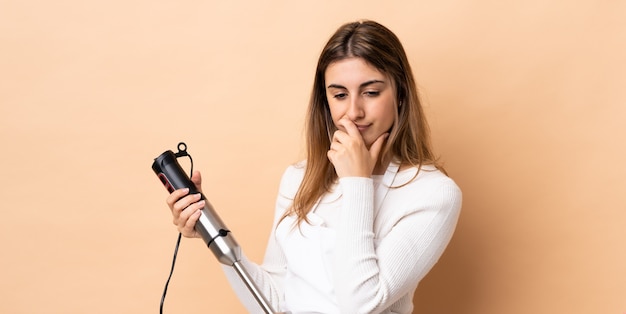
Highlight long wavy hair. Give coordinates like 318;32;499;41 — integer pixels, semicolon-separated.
283;20;444;226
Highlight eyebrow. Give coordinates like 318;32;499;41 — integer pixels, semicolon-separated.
327;79;386;90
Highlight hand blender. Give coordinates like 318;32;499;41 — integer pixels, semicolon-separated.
152;142;279;314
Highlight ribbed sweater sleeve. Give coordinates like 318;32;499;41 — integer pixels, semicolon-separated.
220;168;296;313
333;175;462;314
220;222;287;313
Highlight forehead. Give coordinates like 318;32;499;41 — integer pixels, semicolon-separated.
325;57;387;83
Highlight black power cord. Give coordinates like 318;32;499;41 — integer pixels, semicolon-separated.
160;232;182;314
159;145;193;314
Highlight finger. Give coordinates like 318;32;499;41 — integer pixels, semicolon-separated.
177;199;204;226
329;140;342;152
175;193;202;211
172;193;202;221
327;149;335;164
331;129;352;147
180;202;203;237
369;132;389;161
337;117;363;140
190;170;202;192
166;188;189;209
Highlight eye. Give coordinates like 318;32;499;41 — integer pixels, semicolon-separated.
333;93;348;100
364;90;380;97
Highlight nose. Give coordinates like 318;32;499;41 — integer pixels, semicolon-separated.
345;97;364;121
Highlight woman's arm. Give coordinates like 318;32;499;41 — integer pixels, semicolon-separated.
333;175;462;313
220;166;299;313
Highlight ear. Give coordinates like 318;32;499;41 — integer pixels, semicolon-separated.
397;99;405;113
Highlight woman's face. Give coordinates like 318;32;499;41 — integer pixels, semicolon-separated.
325;57;397;148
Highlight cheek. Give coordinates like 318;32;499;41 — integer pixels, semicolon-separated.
383;107;396;128
375;101;397;130
327;102;344;123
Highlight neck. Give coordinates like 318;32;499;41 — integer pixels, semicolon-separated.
373;154;392;175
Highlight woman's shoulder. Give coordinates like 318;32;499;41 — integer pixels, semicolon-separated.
396;164;461;197
277;160;307;199
386;164;462;217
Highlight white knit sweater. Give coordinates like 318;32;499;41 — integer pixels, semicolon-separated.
222;161;462;314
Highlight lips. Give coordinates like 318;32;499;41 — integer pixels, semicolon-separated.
355;124;371;132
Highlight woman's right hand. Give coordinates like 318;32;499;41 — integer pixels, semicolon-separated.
165;170;204;238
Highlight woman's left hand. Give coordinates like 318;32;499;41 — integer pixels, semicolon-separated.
327;117;388;178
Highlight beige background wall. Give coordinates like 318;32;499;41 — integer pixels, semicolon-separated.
1;1;624;313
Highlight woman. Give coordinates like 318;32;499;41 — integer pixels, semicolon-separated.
167;20;462;314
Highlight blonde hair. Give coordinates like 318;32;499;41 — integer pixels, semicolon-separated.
283;20;444;226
